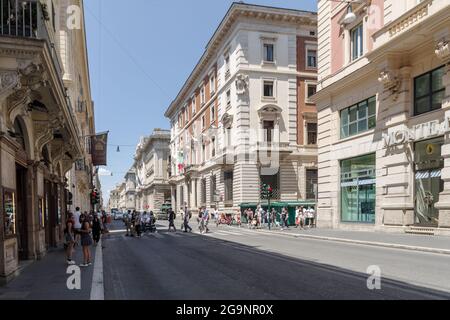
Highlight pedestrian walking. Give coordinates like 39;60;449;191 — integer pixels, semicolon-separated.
64;212;76;265
168;209;177;232
202;207;210;234
92;214;102;245
79;214;93;267
266;209;272;230
271;208;278;228
247;208;254;229
180;207;186;230
281;207;289;230
135;211;142;237
183;209;192;233
295;206;302;229
101;210;109;234
124;210;132;236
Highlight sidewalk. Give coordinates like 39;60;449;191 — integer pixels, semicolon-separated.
225;224;450;255
0;240;102;300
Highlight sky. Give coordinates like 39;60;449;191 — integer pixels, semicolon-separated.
84;0;317;205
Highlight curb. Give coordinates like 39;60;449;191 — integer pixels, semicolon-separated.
90;238;105;300
228;227;450;256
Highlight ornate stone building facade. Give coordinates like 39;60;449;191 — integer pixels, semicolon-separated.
0;0;96;282
165;3;318;215
314;0;450;235
134;129;171;213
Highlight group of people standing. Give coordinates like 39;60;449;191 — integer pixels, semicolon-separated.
64;208;109;267
295;206;316;229
243;206;316;231
243;206;290;231
124;210;156;237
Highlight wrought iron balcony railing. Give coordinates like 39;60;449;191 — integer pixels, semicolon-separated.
1;0;63;77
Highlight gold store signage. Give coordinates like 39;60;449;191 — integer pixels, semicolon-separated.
383;116;450;147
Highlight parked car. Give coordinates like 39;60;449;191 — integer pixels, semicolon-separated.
114;212;124;220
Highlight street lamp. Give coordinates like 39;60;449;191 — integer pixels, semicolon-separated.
342;5;357;25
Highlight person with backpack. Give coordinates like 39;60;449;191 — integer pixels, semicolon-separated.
168;209;177;232
65;212;76;265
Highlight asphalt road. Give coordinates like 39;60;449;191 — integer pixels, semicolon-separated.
102;220;450;300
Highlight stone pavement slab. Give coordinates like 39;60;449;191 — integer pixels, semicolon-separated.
0;243;98;300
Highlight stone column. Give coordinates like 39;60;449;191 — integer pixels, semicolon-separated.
378;62;415;227
170;185;176;211
435;36;450;228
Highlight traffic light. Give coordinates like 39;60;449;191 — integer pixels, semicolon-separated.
260;184;273;200
91;189;100;205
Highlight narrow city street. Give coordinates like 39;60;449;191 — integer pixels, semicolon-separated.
102;220;450;300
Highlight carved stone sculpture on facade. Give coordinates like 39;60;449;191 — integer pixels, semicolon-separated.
235;73;249;96
378;69;401;102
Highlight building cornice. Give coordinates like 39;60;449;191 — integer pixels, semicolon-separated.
164;3;317;118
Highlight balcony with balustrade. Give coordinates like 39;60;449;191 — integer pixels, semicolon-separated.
0;0;84;161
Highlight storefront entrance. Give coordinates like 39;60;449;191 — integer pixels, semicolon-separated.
414;137;444;227
16;164;29;260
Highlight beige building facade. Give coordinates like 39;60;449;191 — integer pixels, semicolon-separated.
0;0;96;282
315;0;450;235
165;3;318;216
134;129;171;213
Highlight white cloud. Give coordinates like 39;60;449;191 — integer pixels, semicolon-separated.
98;168;112;176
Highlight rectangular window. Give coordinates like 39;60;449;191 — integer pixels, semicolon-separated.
210;175;217;203
226;90;231;108
351;24;363;61
307;49;317;68
202;115;206;130
414;66;445;116
341;154;376;224
224;171;233;202
210;74;216;94
307;84;317;101
210;105;216;124
263;43;274;62
211;137;216;157
340;96;376;139
263;121;274;143
225;55;230;78
200;87;206;105
202;144;206;163
306;169;318;200
263;81;274;98
307;123;317;145
192;98;196;115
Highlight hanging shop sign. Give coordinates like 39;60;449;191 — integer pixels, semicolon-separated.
91;132;109;166
383;116;450;147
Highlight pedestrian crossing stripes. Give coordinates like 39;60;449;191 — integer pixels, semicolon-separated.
113;227;265;240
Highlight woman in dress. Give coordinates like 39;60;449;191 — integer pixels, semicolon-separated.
79;214;93;267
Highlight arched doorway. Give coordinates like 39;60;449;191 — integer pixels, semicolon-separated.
13;118;30;260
